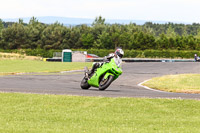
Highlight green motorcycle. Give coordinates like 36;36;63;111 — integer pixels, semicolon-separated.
80;57;123;90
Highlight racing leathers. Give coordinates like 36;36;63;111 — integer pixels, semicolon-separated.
89;53;115;75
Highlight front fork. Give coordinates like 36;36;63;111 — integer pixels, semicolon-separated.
84;67;89;80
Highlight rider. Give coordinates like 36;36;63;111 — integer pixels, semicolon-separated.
194;54;200;62
89;48;124;75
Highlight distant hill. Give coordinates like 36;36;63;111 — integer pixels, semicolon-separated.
2;16;190;26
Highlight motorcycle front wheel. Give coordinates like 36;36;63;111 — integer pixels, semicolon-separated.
99;75;114;91
80;77;91;90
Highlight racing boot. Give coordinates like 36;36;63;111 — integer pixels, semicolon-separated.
88;63;99;76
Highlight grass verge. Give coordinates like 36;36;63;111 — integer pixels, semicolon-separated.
0;60;92;75
0;52;42;60
143;74;200;93
0;93;200;132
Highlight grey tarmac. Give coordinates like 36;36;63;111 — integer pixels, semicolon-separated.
0;62;200;99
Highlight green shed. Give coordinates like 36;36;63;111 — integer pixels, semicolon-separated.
62;49;72;62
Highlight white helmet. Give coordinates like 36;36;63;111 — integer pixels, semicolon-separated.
115;48;124;58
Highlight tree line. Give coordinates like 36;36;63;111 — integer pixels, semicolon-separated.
1;16;200;50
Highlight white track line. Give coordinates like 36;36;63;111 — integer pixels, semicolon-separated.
138;79;167;93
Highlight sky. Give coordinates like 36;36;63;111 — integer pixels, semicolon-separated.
1;0;200;23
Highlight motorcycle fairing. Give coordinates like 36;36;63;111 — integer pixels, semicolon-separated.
88;58;122;87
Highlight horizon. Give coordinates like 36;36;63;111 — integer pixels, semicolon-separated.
1;16;196;25
1;0;200;24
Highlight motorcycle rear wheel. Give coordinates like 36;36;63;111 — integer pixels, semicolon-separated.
99;75;114;91
80;77;91;89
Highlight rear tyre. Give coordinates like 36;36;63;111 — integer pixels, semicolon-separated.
80;77;91;90
99;75;114;91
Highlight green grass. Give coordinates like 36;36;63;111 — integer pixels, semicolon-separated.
0;93;200;133
0;60;92;75
143;74;200;93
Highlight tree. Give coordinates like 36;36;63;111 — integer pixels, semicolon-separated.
119;32;131;49
156;33;169;49
0;19;3;32
18;19;24;24
27;17;46;49
81;33;94;49
94;30;113;49
41;22;68;50
92;16;105;26
0;19;4;48
195;28;200;39
109;24;121;49
68;26;81;49
1;22;28;49
166;25;176;38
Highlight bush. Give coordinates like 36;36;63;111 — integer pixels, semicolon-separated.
85;49;198;59
0;49;198;59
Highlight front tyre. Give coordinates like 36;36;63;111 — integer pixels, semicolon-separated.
99;75;114;91
80;77;91;90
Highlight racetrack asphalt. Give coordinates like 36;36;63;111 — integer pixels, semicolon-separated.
0;62;200;99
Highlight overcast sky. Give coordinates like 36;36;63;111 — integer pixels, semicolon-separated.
1;0;200;23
